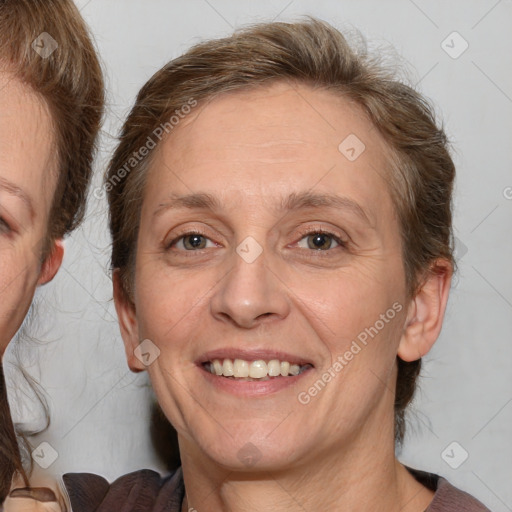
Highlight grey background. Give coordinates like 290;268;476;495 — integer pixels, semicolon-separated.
5;1;512;510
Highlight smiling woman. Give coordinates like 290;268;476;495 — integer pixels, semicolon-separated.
0;0;103;510
63;17;489;512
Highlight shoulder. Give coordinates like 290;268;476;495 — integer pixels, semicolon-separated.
62;467;184;512
406;466;492;512
430;476;492;512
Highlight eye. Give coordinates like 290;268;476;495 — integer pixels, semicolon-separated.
168;231;216;251
0;217;11;234
296;230;346;251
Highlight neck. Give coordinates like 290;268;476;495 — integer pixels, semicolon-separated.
179;418;434;512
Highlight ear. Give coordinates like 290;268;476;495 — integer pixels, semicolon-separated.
398;259;453;362
37;239;64;285
113;269;145;373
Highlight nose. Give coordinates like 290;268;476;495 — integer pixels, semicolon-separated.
209;247;290;329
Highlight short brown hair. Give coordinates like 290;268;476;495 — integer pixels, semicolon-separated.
0;0;104;500
106;18;455;445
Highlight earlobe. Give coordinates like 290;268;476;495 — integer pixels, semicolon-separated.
113;270;145;373
398;260;453;362
38;239;64;285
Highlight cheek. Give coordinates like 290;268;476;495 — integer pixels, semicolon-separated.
0;250;39;351
134;261;209;344
290;266;403;341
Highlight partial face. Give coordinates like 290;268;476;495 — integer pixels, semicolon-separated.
122;82;412;469
0;72;59;355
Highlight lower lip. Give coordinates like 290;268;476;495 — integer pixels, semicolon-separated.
198;364;313;397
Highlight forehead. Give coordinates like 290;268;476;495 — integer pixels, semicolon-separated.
145;81;396;226
0;71;57;214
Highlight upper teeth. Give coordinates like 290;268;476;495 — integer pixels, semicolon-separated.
207;359;305;378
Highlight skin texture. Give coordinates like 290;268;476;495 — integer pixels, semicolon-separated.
115;82;452;511
3;486;63;512
0;71;64;511
0;72;63;356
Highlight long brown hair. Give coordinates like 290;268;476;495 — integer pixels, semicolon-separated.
0;365;27;499
106;18;455;445
0;0;104;501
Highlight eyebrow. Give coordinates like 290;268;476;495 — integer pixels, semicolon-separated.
154;191;373;226
0;176;34;217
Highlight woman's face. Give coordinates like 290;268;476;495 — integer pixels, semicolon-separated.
118;82;431;469
0;72;61;355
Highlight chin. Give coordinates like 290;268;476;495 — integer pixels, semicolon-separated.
191;422;305;472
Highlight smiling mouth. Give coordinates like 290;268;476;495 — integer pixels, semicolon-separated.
202;358;314;381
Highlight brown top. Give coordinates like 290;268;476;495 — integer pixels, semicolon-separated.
62;466;491;511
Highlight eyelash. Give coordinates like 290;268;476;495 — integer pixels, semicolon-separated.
166;227;348;255
0;217;11;234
